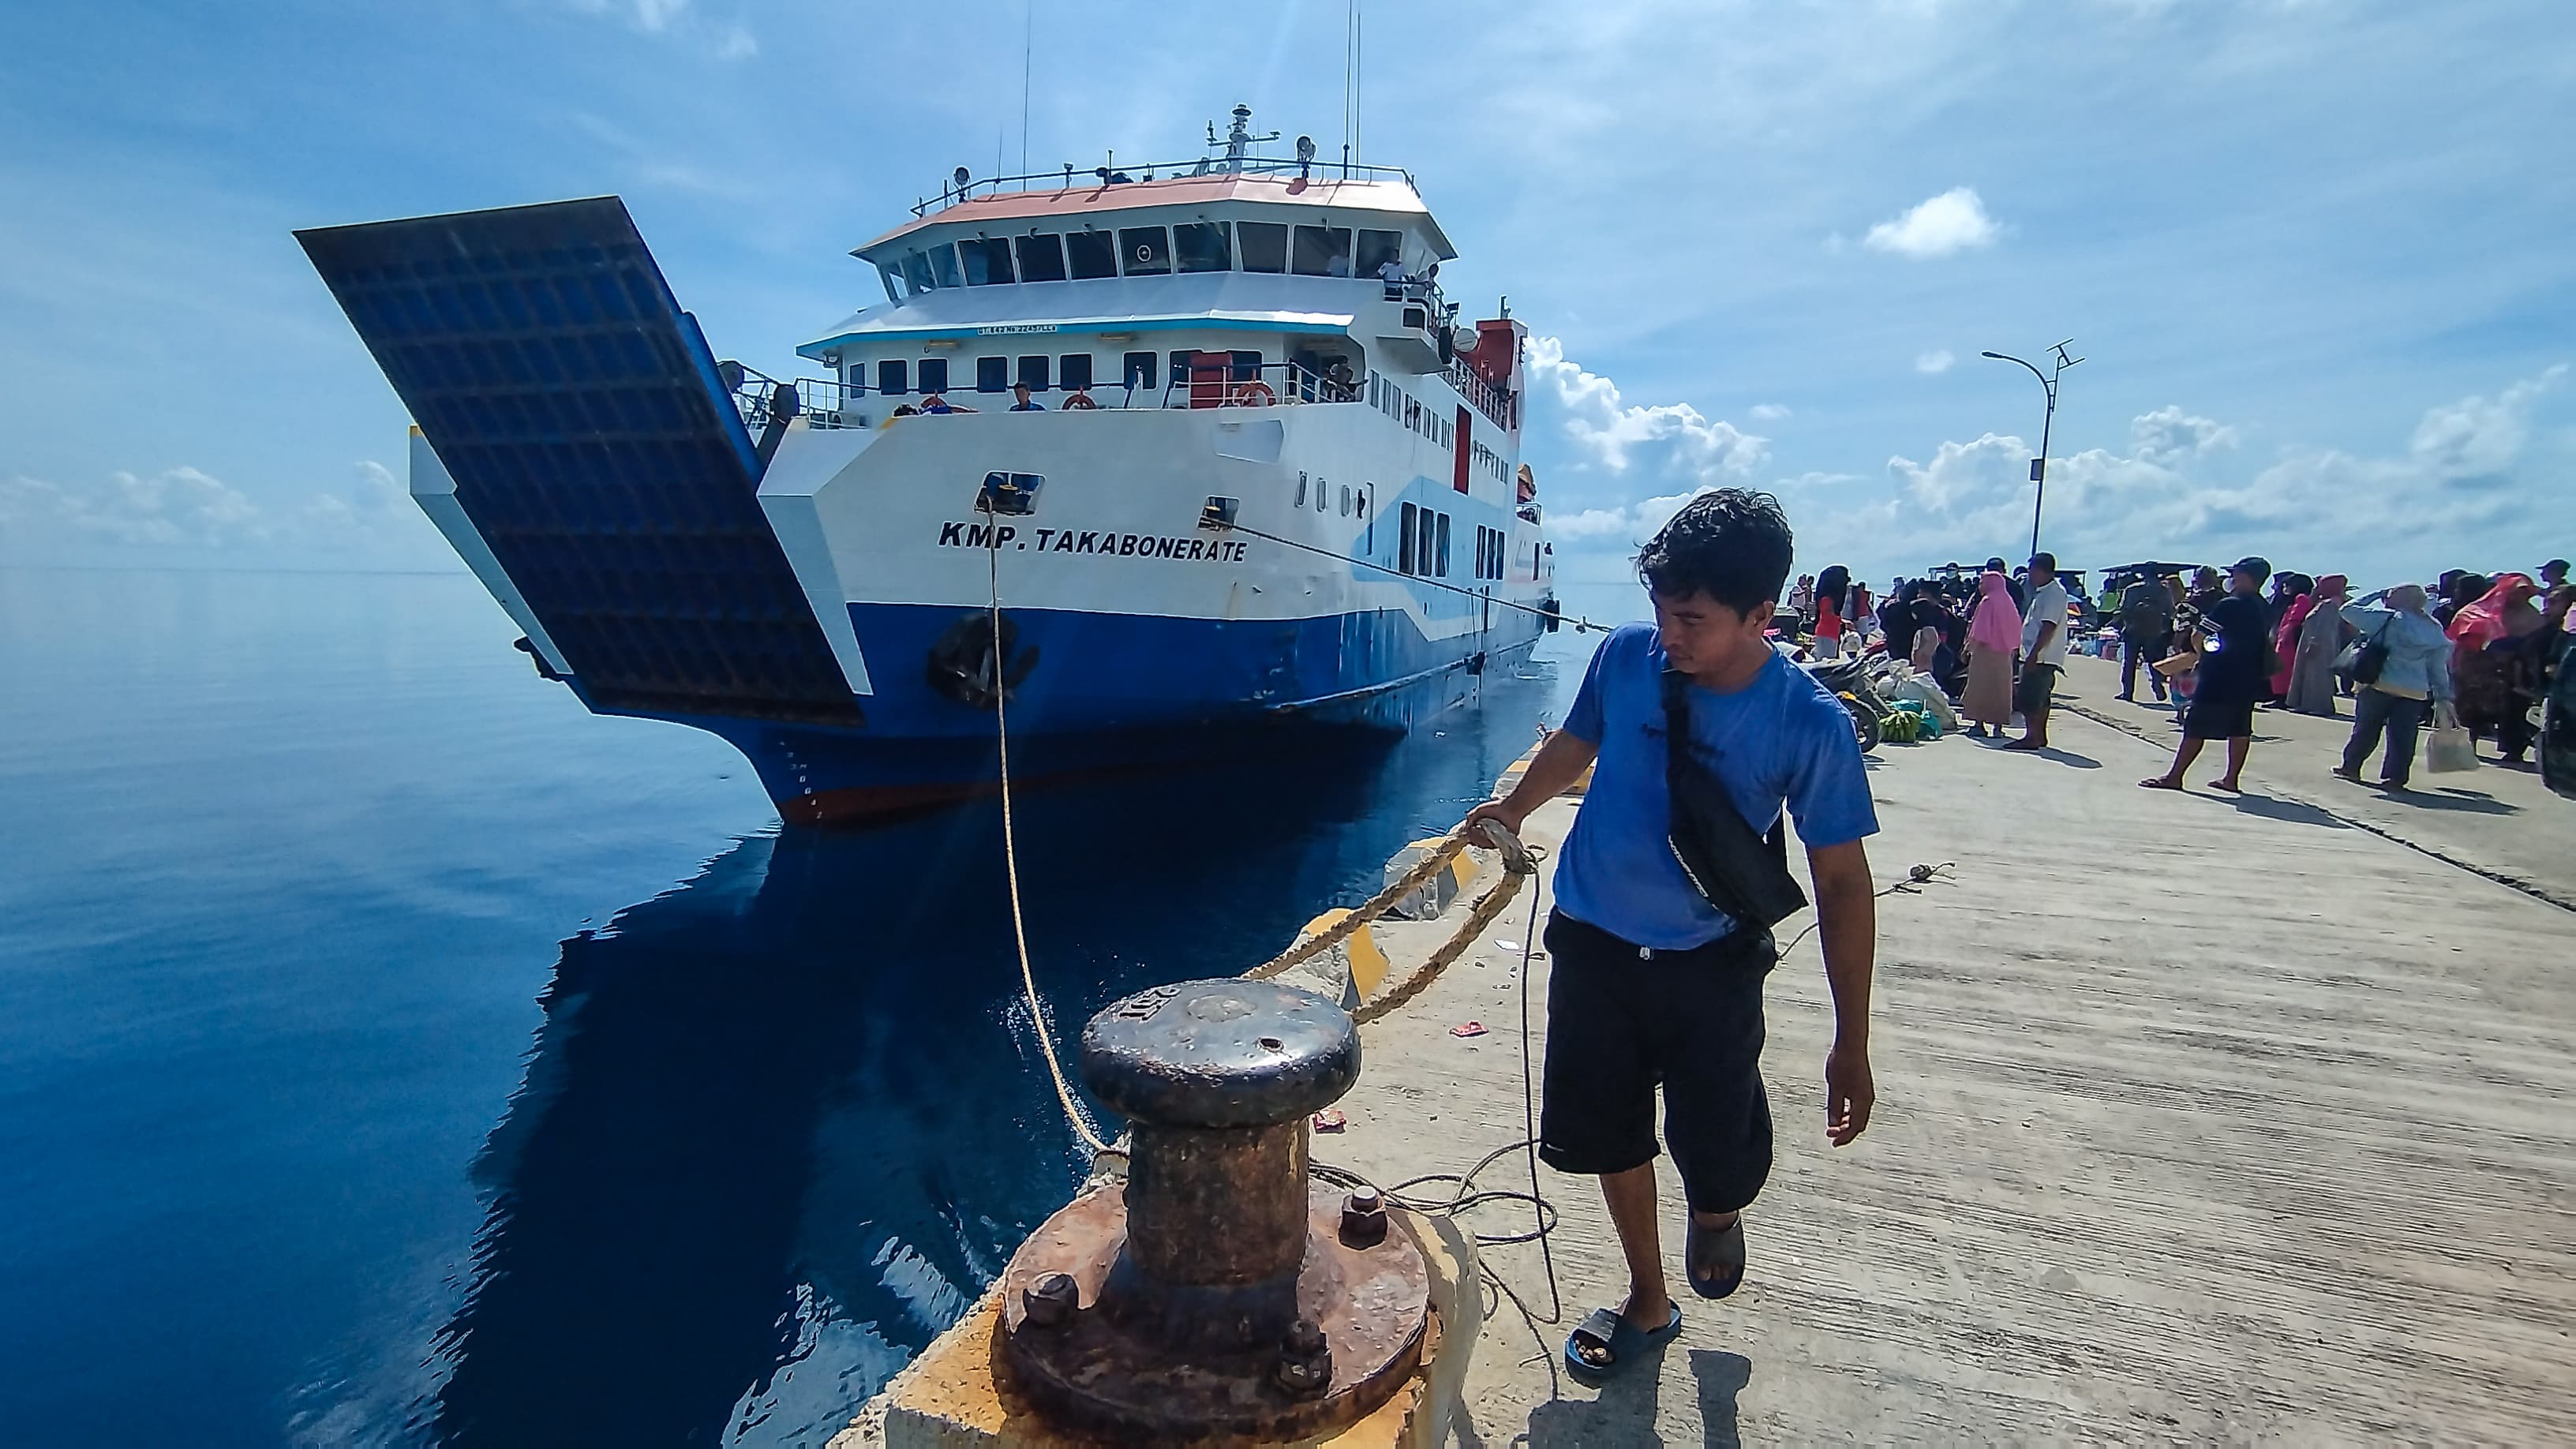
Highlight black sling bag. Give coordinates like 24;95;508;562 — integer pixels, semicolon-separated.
1661;668;1810;933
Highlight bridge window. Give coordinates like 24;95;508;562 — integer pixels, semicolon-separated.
901;251;934;294
1237;221;1288;273
929;244;964;290
1016;234;1067;283
1356;229;1402;277
1067;230;1118;280
1435;512;1451;576
878;359;908;395
1174;221;1232;273
1059;352;1092;391
878;264;903;303
1230;349;1263;381
1122;351;1157;391
960;237;1016;286
919;357;950;394
1120;227;1172;275
1291;226;1353;277
977;356;1009;393
1398;502;1417;574
1017;355;1049;391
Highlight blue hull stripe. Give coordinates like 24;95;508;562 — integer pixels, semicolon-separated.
575;602;1541;815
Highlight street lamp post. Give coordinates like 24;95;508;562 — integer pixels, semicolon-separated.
1980;341;2083;560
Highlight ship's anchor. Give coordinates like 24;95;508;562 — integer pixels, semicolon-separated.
927;611;1039;707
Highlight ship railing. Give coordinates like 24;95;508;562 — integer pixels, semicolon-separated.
1445;359;1516;432
725;364;864;432
1155;360;1356;410
724;359;1379;428
910;154;1418;219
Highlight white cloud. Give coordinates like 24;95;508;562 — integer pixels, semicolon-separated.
0;460;451;567
1525;335;1766;480
2409;364;2563;481
1863;187;2001;258
1915;349;1956;374
570;0;691;32
713;23;758;59
1521;336;1772;549
1749;402;1793;421
2128;405;2239;466
1823;365;2570;584
0;465;264;549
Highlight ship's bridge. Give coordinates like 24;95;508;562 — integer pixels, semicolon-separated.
795;110;1502;416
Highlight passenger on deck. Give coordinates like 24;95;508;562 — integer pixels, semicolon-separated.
1325;359;1356;401
919;393;975;414
1009;382;1046;412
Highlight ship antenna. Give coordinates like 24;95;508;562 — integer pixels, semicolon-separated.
1019;0;1032;178
1350;0;1370;170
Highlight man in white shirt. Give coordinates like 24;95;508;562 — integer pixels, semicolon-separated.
2009;551;2071;751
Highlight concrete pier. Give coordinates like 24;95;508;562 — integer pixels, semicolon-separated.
849;664;2574;1443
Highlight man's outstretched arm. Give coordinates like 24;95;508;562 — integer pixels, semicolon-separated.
1807;837;1877;1146
1463;728;1598;840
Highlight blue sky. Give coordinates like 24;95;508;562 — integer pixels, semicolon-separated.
2;0;2569;590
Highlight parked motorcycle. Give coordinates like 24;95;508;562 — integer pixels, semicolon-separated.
1804;653;1893;753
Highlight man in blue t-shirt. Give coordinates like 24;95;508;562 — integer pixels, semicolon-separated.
1466;489;1880;1380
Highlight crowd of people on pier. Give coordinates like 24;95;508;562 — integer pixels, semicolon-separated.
1782;552;2574;796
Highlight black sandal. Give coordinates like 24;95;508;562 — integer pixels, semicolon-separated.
1564;1302;1682;1382
1687;1215;1747;1299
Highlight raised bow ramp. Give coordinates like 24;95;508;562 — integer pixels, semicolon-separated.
296;197;865;726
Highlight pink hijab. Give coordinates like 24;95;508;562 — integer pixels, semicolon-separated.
1968;571;2021;652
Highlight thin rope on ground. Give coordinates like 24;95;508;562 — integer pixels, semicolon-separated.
1774;861;1956;956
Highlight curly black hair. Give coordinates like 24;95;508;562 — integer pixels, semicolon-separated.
1635;489;1795;616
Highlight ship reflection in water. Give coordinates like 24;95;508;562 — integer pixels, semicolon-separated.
422;668;1548;1445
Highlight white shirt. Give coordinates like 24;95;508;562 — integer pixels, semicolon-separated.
2023;578;2071;665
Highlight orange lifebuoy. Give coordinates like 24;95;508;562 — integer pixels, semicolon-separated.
1061;391;1098;410
1229;380;1275;407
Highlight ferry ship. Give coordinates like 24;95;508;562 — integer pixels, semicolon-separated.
298;108;1556;822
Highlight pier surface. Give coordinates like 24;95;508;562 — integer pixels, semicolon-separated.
1324;676;2574;1443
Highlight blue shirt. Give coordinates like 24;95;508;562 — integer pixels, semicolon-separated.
1556;624;1879;949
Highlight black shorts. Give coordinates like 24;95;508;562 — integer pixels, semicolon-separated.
1537;911;1776;1214
2015;661;2061;713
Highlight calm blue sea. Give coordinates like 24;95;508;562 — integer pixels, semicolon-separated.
0;567;1642;1447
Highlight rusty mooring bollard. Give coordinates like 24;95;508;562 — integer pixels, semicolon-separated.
995;979;1432;1441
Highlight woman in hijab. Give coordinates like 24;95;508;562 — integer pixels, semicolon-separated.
1812;564;1851;660
2267;573;2316;703
1961;569;2021;737
2285;574;2349;716
2334;583;2453;788
2450;573;2548;762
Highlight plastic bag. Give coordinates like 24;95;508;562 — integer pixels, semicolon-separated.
2427;707;2480;774
1890;675;1960;732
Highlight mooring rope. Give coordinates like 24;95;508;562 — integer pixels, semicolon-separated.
986;525;1112;1155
